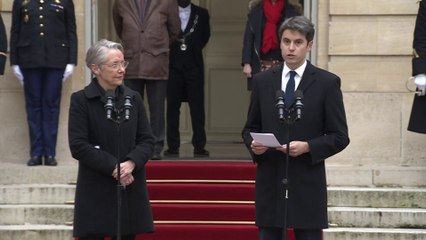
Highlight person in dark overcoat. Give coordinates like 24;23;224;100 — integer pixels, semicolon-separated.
241;0;302;90
164;0;211;158
408;0;426;133
0;14;6;75
242;16;349;240
68;39;154;240
10;0;77;166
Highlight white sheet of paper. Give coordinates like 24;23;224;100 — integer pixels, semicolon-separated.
250;132;282;148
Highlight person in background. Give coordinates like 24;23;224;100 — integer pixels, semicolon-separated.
69;39;154;240
408;0;426;134
113;0;181;160
164;0;211;158
242;0;302;91
0;14;6;75
10;0;77;166
242;16;349;240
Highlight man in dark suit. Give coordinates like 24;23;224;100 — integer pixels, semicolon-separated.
164;0;210;158
0;14;6;75
242;16;349;240
10;0;77;166
408;0;426;133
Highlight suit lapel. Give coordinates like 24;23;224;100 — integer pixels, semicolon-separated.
183;5;196;33
297;61;316;93
272;64;284;92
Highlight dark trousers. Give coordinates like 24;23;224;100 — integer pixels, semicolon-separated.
258;227;322;240
21;68;64;158
166;64;206;151
124;79;167;155
78;234;135;240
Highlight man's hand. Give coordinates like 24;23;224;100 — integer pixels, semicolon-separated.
251;140;268;155
276;141;310;157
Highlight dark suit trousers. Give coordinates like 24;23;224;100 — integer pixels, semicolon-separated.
22;68;64;158
258;227;322;240
124;79;167;155
78;234;135;240
166;64;206;151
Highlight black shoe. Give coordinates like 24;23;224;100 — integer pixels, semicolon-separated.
27;156;42;166
44;156;58;166
194;149;209;158
163;149;179;157
151;153;162;160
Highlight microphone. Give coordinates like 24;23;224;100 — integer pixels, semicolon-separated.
124;95;133;120
104;90;115;120
275;90;285;122
294;90;304;120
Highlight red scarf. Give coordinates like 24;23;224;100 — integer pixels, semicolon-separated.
262;0;285;54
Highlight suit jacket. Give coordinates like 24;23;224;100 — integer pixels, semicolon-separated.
242;62;349;229
10;0;77;68
408;0;426;133
113;0;181;80
241;0;299;89
0;14;7;75
69;80;155;236
170;4;210;73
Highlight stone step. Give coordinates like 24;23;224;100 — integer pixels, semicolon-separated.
1;204;425;229
1;163;425;187
324;228;426;240
0;226;425;240
0;205;73;225
327;186;426;208
328;207;426;228
1;184;425;209
0;184;75;204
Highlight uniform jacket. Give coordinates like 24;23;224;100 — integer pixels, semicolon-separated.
10;0;77;68
113;0;181;80
241;0;299;88
242;62;349;229
169;4;210;73
0;14;7;75
408;0;426;133
68;80;155;237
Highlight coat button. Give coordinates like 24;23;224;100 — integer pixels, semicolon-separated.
40;32;44;36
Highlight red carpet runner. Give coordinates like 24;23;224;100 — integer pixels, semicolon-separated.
78;160;296;240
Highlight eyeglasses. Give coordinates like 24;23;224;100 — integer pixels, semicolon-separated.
103;61;129;70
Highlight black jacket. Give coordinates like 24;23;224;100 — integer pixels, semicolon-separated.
0;14;7;74
10;0;77;68
69;80;154;237
408;0;426;133
169;3;210;73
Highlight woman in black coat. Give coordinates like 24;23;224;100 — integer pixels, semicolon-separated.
68;39;154;240
241;0;302;90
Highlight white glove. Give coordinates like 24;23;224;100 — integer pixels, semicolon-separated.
12;65;24;85
62;64;75;82
414;74;426;96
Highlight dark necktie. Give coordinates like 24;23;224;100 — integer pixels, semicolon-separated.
285;71;296;109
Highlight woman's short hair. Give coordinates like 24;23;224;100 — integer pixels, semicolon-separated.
85;39;124;69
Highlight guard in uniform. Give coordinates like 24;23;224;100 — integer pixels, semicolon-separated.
0;14;7;75
164;0;211;158
10;0;77;166
408;0;426;133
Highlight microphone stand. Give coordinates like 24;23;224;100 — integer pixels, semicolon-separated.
107;107;126;240
280;108;298;240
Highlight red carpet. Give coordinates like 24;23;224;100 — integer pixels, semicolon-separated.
77;160;296;240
